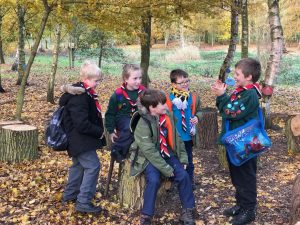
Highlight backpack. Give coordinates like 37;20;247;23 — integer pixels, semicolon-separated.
45;106;68;151
129;112;153;168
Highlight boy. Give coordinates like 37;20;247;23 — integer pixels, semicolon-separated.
130;89;196;225
167;69;202;188
59;60;106;214
211;58;262;225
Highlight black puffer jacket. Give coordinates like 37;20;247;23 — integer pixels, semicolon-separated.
59;82;106;157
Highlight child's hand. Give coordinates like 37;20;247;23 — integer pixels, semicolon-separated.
211;80;227;96
110;133;118;143
190;116;198;125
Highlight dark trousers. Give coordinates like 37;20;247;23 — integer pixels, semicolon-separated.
112;116;134;157
227;154;257;210
184;140;194;184
141;156;195;216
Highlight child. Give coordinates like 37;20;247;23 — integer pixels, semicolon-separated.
211;58;262;225
59;60;106;214
130;89;196;225
105;64;145;163
167;69;202;188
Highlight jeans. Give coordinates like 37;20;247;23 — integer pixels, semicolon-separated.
112;116;134;157
184;140;194;184
141;156;195;216
63;150;100;204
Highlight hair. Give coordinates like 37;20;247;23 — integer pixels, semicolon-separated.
235;58;261;83
140;89;166;111
122;64;141;81
80;60;101;79
170;69;189;83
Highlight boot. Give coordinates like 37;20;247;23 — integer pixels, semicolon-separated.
111;149;125;163
180;208;196;225
223;205;241;217
140;214;152;225
75;202;102;214
231;208;255;225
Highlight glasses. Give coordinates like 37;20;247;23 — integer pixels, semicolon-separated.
176;79;190;86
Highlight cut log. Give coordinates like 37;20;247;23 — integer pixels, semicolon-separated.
286;114;300;155
118;159;171;209
290;173;300;225
198;107;218;149
218;144;228;170
0;124;38;163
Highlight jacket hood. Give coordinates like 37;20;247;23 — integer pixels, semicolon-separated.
59;82;82;107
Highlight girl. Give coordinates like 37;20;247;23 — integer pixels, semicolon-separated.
105;64;145;162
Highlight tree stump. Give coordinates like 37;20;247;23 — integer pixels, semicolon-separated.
0;124;38;163
286;114;300;155
197;107;218;149
218;144;228;170
0;120;23;128
118;159;171;209
290;173;300;225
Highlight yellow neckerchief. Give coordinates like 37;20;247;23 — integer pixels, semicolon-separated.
171;86;190;102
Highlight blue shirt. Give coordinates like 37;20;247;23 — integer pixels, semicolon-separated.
169;93;193;141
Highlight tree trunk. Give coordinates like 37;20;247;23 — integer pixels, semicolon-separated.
0;124;38;163
98;34;104;68
218;0;239;81
140;9;151;88
241;0;249;58
262;0;284;129
16;2;26;85
15;1;51;120
290;173;300;225
47;23;61;104
164;29;169;48
0;9;5;64
0;70;5;93
197;108;218;149
286;114;300;155
179;16;185;48
118;159;171;209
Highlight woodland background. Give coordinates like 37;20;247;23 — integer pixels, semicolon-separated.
0;0;300;224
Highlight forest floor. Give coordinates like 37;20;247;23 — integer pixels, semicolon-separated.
0;55;300;225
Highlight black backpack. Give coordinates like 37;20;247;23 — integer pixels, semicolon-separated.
45;106;68;151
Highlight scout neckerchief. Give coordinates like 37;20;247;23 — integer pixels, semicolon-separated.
82;82;102;115
171;86;190;132
230;83;262;102
159;114;170;158
116;83;145;113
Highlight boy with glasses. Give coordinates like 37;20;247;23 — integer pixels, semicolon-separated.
166;69;202;189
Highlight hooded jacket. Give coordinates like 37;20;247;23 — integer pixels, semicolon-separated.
129;101;188;177
59;82;106;157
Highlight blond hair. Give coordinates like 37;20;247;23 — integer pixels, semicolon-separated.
80;60;101;79
122;64;141;81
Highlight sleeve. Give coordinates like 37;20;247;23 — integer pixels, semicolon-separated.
216;93;231;111
218;90;259;121
68;95;104;138
105;93;118;134
134;119;174;177
178;136;188;165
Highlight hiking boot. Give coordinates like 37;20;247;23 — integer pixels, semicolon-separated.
111;149;125;163
61;193;78;205
180;208;196;225
140;214;152;225
223;205;241;217
75;202;102;214
231;208;255;225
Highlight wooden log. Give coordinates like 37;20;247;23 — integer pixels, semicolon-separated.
286;114;300;155
118;159;171;209
290;173;300;225
0;124;38;163
198;107;218;149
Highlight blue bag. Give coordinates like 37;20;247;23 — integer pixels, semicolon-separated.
45;106;68;151
221;107;271;166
